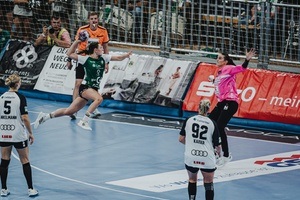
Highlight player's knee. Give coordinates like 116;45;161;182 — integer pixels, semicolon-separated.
94;97;103;105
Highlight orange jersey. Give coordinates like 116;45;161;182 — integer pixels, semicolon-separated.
75;25;109;52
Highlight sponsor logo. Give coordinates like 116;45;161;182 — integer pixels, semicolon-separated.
226;127;299;140
196;81;299;107
197;81;256;102
191;149;208;157
111;113;182;127
1;135;12;138
193;161;205;165
255;154;300;167
12;44;38;68
0;124;15;131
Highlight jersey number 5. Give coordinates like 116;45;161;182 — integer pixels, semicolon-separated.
192;123;207;140
3;101;11;114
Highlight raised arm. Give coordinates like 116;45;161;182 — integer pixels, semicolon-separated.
111;51;132;61
242;48;256;68
66;40;81;61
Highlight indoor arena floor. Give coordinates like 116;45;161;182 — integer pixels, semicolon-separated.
4;98;300;200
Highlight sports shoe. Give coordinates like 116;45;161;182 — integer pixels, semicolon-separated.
33;112;46;129
28;188;38;197
70;112;77;120
89;109;101;119
1;189;10;197
77;120;92;131
216;154;232;168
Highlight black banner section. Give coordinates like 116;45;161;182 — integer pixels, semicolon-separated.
0;40;52;89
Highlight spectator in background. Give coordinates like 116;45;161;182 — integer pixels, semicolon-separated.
0;27;11;51
250;0;282;52
132;0;142;43
34;15;71;48
179;99;221;200
0;0;14;33
12;0;33;41
49;0;71;30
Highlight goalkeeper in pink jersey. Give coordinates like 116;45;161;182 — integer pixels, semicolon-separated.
208;48;256;167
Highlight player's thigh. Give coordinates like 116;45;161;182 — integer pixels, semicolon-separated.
200;170;215;183
0;145;12;160
68;97;87;111
82;88;101;101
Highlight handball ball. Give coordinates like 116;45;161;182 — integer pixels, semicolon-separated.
79;30;89;42
208;75;214;82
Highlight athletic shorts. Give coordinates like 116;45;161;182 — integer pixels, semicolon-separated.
79;84;98;101
185;164;216;173
0;140;28;149
76;63;85;79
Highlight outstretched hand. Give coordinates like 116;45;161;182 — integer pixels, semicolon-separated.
246;48;256;61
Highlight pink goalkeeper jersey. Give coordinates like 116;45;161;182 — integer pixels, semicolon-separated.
214;64;246;102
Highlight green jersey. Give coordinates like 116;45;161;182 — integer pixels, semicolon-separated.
78;54;111;89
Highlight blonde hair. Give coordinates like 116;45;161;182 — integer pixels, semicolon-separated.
199;99;211;116
5;73;21;89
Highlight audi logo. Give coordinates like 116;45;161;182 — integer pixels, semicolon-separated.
0;124;15;131
191;149;208;157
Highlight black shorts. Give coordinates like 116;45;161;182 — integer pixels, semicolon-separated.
76;63;85;79
185;164;216;173
79;84;98;101
0;140;28;149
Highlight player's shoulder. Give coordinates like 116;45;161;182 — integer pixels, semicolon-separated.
97;25;107;31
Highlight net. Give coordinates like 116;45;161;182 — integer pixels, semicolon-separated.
0;0;300;66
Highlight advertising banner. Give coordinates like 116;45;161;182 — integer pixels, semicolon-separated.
183;63;300;125
102;55;196;107
34;46;75;95
0;40;52;89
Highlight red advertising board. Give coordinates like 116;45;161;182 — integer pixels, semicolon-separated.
183;63;300;125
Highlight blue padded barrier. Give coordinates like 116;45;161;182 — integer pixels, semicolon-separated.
183;111;300;135
1;87;299;135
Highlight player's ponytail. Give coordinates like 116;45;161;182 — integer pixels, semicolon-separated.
5;73;21;89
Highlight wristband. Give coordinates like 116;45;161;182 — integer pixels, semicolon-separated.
67;57;72;62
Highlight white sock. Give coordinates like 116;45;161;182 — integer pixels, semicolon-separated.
82;114;90;122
